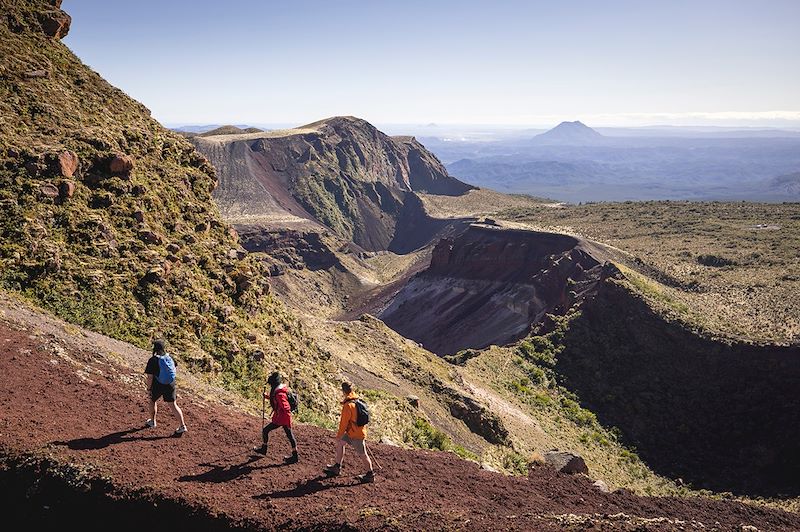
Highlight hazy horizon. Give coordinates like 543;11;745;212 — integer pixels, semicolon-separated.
163;119;800;132
63;0;800;129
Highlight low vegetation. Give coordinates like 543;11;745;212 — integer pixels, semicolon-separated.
500;201;800;344
0;2;339;417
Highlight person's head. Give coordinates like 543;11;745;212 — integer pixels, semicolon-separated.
267;371;282;388
341;381;353;396
153;338;166;355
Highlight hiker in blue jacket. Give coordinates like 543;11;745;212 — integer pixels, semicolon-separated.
144;338;187;435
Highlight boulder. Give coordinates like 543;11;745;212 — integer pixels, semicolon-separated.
24;70;49;79
132;210;145;223
166;243;181;254
138;230;163;245
592;479;610;493
39;183;59;198
58;180;75;199
38;9;71;39
544;451;588;474
56;150;78;177
406;395;420;408
108;153;134;177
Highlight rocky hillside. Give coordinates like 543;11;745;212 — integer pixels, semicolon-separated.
0;0;337;411
191;116;475;252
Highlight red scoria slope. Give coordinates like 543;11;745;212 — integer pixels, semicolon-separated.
1;297;798;531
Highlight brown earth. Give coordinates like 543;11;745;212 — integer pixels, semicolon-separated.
1;296;799;531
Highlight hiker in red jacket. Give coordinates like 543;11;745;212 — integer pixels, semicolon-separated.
254;371;299;464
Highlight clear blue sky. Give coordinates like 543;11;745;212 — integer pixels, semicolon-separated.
62;0;800;128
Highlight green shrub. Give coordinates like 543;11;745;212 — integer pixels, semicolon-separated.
501;450;530;475
406;418;450;450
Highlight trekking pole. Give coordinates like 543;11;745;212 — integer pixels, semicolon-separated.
367;443;383;470
261;384;266;431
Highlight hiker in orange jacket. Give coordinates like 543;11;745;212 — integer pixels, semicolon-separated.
323;381;374;482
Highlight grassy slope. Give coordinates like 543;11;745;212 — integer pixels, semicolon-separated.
499;201;800;345
0;0;338;414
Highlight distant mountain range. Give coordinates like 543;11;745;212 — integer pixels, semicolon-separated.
423;121;800;202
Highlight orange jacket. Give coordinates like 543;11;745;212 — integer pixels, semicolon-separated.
336;392;366;440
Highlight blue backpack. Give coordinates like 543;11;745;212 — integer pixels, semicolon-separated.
156;354;176;385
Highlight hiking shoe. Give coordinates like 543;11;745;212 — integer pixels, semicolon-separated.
174;425;187;435
253;444;268;455
358;470;375;484
284;451;299;464
145;419;156;428
323;463;341;476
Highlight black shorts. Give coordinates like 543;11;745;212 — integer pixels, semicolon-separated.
151;381;176;402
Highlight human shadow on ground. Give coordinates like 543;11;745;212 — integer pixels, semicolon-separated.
255;474;362;500
178;455;285;484
52;426;175;450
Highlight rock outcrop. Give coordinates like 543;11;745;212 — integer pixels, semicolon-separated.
544;451;589;474
38;8;71;39
191;116;475;252
380;224;609;355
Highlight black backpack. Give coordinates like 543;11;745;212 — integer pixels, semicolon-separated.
350;398;370;427
286;389;299;413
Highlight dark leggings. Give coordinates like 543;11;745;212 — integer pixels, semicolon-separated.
262;422;297;449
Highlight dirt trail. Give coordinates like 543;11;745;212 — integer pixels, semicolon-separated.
1;296;798;530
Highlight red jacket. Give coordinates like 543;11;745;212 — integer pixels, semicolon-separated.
269;385;292;427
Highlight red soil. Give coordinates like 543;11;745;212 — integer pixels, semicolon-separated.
1;301;798;531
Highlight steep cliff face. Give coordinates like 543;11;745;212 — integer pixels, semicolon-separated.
380;225;608;355
557;280;800;495
191;116;474;252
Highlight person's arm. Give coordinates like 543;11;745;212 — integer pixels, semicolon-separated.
335;402;351;438
144;356;156;393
